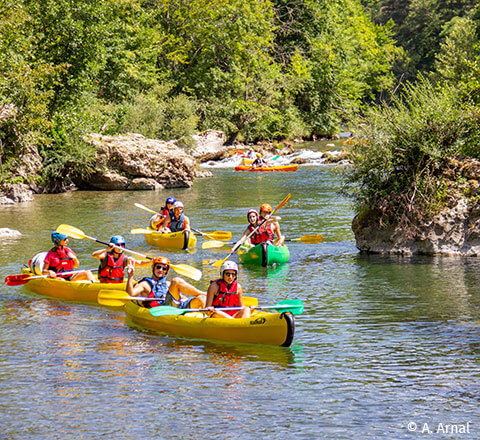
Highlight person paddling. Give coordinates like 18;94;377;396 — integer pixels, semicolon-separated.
150;196;176;231
43;231;96;281
206;261;251;319
126;256;206;309
91;235;149;284
259;203;284;246
252;153;267;168
159;201;191;233
238;206;283;247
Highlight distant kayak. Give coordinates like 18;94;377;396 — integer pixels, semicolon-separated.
234;164;298;172
144;228;197;250
238;243;290;267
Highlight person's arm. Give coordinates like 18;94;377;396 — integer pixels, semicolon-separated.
42;260;57;278
205;283;218;308
183;215;191;231
159;214;171;230
272;222;284;246
91;246;111;260
237;284;245;307
126;262;150;297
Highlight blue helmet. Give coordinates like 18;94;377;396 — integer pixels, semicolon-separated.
166;197;176;205
52;231;68;246
110;235;126;246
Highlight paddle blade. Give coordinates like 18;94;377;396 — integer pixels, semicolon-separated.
272;299;304;315
130;228;153;235
97;289;131;307
211;256;228;268
56;224;87;240
5;274;33;286
292;234;323;244
149;305;186;317
272;193;291;215
202;240;231;249
170;263;202;281
206;231;232;241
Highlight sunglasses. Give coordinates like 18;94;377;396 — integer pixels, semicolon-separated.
154;264;169;271
224;271;236;277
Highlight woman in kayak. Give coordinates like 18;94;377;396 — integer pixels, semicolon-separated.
91;235;150;283
206;260;251;319
259;203;284;246
159;200;191;233
238;207;283;247
126;256;206;309
150;196;176;231
43;231;96;281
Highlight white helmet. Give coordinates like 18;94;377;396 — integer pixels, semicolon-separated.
173;201;184;209
220;260;238;278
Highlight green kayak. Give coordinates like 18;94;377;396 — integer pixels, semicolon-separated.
238;243;290;267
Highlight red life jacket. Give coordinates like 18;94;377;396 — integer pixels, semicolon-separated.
98;252;125;283
248;223;274;245
211;279;240;316
45;246;75;273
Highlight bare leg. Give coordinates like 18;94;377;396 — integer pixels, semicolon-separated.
169;277;205;301
70;270;96;282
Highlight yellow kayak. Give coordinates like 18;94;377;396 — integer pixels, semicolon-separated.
20;269;126;307
125;300;295;347
144;228;197;250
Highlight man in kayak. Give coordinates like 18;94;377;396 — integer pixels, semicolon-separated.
91;235;150;283
159;200;191;233
126;256;206;309
150;196;176;231
238;206;284;247
43;231;96;281
252;153;267;168
206;260;251;319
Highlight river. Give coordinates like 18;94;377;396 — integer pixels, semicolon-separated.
0;160;479;439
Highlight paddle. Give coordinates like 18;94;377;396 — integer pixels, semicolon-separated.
211;194;291;267
191;228;232;241
97;290;258;308
202;234;323;249
149;299;304;317
134;203;231;241
5;269;98;286
55;224;202;281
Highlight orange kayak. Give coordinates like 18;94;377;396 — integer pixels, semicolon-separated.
234;164;298;172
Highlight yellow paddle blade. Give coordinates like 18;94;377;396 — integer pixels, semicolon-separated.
97;289;132;307
295;234;323;244
134;203;157;214
170;263;202;281
202;240;231;249
272;193;291;214
130;228;153;235
56;224;87;240
243;296;258;307
203;231;232;241
212;256;228;268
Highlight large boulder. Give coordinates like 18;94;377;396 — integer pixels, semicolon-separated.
80;133;211;190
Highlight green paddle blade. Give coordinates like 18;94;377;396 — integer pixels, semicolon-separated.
150;306;189;317
264;299;304;315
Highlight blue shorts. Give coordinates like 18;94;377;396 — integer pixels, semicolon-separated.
164;292;193;309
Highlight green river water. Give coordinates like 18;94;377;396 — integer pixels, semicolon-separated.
0;165;479;439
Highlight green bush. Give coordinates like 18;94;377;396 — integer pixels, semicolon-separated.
344;77;480;223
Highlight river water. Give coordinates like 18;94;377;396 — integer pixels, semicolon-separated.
0;160;479;439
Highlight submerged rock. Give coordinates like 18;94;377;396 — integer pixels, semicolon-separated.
0;228;22;238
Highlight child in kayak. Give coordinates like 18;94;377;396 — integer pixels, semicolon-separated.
159;201;191;233
91;235;150;283
150;196;176;231
238;206;283;247
206;260;251;319
126;256;206;309
43;231;96;281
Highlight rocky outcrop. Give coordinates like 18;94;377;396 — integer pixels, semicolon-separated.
78;133;213;190
352;157;480;256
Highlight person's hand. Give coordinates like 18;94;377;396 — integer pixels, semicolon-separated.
126;262;135;278
48;270;57;278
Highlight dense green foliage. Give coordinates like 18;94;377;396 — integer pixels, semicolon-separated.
0;0;400;186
